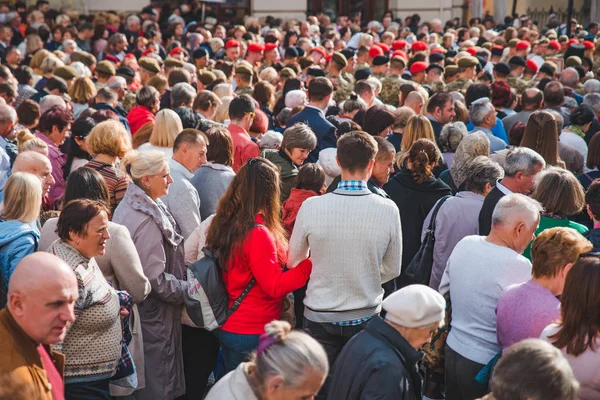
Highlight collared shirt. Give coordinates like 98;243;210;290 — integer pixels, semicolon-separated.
162;159;201;240
337;179;368;191
495;180;513;196
0;136;10;191
169;158;194;180
331;316;372;326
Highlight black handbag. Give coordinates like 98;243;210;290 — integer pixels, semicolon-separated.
399;195;451;289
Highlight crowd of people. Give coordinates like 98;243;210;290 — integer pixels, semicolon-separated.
0;0;600;399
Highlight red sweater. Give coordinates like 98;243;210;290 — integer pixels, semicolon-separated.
221;215;312;334
282;188;320;236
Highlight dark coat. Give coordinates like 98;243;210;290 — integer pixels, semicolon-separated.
478;185;505;236
426;116;443;148
94;102;131;134
585;119;600;145
327;316;423;400
585;228;600;252
384;168;451;272
287;106;336;163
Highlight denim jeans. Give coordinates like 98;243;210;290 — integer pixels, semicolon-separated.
214;329;260;380
65;378;110;400
303;318;368;400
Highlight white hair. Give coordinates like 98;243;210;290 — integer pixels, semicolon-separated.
584;79;600;95
583;93;600;115
61;39;77;51
127;15;141;27
259;131;283;150
469;98;495;126
39;95;66;114
492;193;543;229
285;90;307;108
70;61;91;78
107;76;127;90
0;104;17;124
503;147;546;177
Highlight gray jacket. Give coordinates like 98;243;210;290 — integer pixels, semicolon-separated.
190;162;235;221
161;159;201;240
113;183;189;400
422;191;485;291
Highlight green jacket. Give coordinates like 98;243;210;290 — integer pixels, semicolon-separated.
522;215;588;260
261;149;298;202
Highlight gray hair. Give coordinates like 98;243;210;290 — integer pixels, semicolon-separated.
504;147;546;177
96;87;118;104
439;121;468;153
126;14;141;27
40;55;64;74
285;90;307;108
250;320;328;390
0;104;17;124
450;91;465;104
559;68;579;87
563;96;578;111
491;339;579;400
491;193;543;229
281;123;317;152
259;131;283;150
108;33;127;46
136;85;160;109
469;98;495;126
584;79;600;95
583;93;600;115
61;39;77;51
546;109;565;130
182;63;197;78
464;155;504;194
170;82;196;107
107;76;127;90
39;95;66;114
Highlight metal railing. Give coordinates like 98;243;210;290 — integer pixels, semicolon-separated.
526;7;589;28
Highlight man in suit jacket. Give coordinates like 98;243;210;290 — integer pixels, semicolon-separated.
286;77;337;163
479;148;545;235
425;92;456;148
583;93;600;145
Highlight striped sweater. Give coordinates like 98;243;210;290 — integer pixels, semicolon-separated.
49;240;122;383
85;160;130;212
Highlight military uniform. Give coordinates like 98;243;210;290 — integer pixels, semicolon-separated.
122;91;136;114
429;80;446;94
341;71;356;86
258;62;275;73
235;85;254;97
444;78;472;94
575;83;586;96
593;58;600;74
355;61;370;72
329;73;354;104
371;72;386;82
506;76;530;94
380;74;408;107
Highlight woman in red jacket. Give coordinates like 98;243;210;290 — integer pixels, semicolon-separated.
127;85;159;135
206;157;312;377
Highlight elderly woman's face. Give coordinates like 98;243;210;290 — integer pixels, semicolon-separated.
142;165;173;199
71;211;110;259
403;323;440;350
265;368;326;400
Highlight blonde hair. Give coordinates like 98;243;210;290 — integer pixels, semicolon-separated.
121;150;168;183
147;75;168;94
214;96;233;123
40;55;64;75
30;49;51;71
393;106;416;130
531;227;592;278
358;33;374;48
150;109;183;147
213;83;234;99
400;115;436;152
16;129;48;154
69;77;97;104
0;172;42;223
87;120;132;157
248;320;328;391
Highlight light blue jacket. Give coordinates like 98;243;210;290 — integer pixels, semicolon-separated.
0;220;39;288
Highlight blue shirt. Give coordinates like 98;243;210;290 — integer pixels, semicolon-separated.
468;117;508;144
469;127;508;153
337;180;368;191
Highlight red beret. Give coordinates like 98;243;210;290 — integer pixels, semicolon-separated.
430;47;445;54
392;50;408;60
325;54;333;63
567;38;580;47
548;40;561;50
264;43;278;52
516;40;530;50
169;47;184;56
376;43;390;54
525;59;538;72
124;53;136;59
103;54;119;64
141;48;154;57
583;40;595;49
410;61;429;73
310;47;326;57
466;47;478;56
248;43;264;53
411;41;428;52
369;46;384;58
225;39;240;49
392;40;407;50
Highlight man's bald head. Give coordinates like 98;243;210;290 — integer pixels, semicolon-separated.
405;91;425;114
522;88;543;110
8;253;77;344
12;151;54;196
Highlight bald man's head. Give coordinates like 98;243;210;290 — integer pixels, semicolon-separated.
522;88;543;110
12;151;54;197
405;91;425;114
8;252;77;344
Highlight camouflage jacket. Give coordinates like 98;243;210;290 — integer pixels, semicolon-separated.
354;61;370;72
444;78;473;94
380;74;407;107
329;73;354;104
122;92;136;114
593;58;600;74
235;85;254;97
341;71;356;86
506;76;530;94
429;80;446;94
371;72;387;82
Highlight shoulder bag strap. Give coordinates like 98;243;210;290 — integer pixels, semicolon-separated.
428;195;452;234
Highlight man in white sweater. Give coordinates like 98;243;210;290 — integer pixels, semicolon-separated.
439;193;542;400
288;130;402;399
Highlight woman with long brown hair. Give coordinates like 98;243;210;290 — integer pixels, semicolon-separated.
521;110;565;168
400;115;448;177
541;255;600;400
206;157;312;377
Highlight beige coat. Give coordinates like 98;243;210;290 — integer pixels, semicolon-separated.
39;218;151;395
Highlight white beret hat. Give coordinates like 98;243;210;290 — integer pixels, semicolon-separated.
382;284;445;328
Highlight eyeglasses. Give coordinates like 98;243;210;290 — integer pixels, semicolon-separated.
246;111;256;119
325;47;334;51
248;158;260;166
